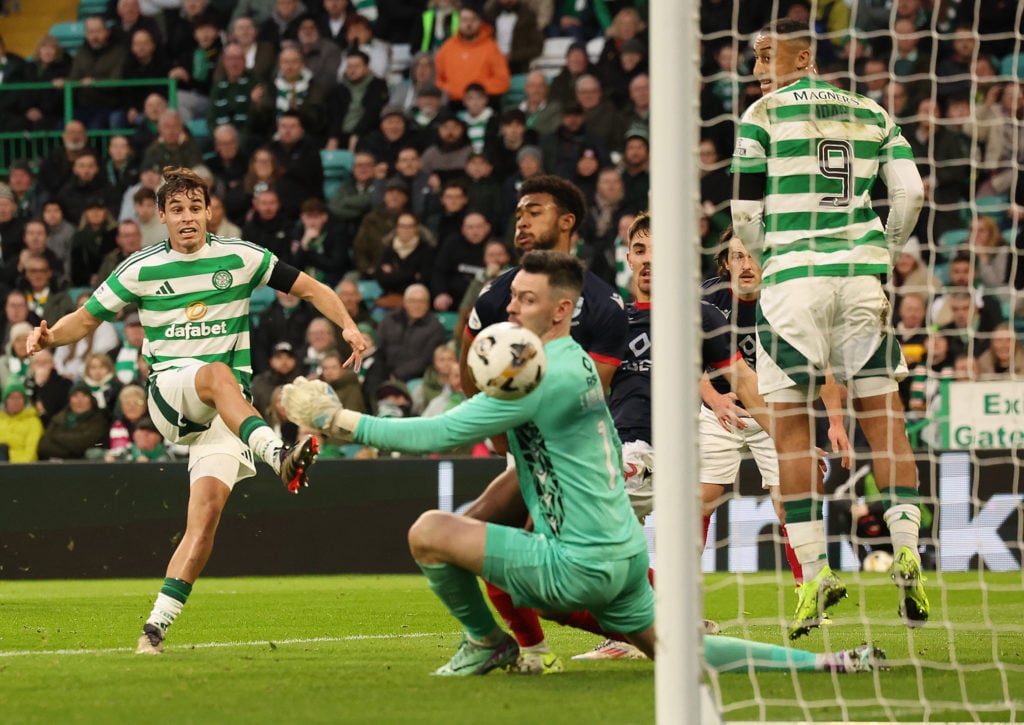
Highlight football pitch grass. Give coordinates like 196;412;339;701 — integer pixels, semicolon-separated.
2;572;1022;723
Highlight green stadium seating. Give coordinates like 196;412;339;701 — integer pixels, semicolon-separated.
436;311;459;338
502;73;528;110
50;21;86;54
321;148;353;200
356;278;382;302
78;0;108;19
249;285;276;316
1001;53;1023;80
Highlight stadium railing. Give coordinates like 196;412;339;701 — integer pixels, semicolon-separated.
0;77;178;174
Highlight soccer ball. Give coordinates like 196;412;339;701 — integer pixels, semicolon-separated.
467;322;546;400
862;549;895;573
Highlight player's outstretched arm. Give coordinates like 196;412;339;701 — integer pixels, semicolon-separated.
27;306;102;354
284;376;533;455
288;272;367;370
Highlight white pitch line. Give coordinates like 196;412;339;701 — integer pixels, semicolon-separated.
0;631;443;658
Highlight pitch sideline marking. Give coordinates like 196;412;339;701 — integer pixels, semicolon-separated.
0;631;445;658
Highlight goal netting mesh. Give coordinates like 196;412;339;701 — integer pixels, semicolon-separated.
688;1;1024;721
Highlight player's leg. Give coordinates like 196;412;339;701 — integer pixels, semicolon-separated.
840;275;928;625
769;399;846;639
699;406;744;550
852;386;929;626
408;511;518;675
463;466;559;674
192;362;317;491
748;426;803;585
136;450;242;655
702;635;886;674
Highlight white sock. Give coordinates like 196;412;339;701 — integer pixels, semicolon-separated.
147;593;185;634
884;504;922;559
785;521;829;581
521;640;551;655
248;426;283;473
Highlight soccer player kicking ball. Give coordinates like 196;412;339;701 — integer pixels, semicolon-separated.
283;250;887;676
26;167;366;655
731;19;929;639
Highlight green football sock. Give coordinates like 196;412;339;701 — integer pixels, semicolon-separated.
704;634;819;673
416;561;499;643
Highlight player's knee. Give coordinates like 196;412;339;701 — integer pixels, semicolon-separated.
408;509;445;560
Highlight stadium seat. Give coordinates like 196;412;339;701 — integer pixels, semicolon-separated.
249;285;276;316
321;149;353;200
50;21;86;54
186;118;210;141
1000;53;1023;80
357;278;382;302
939;228;968;251
502;74;529;110
973;194;1010;226
68;286;94;303
532;37;574;77
78;0;108;19
436;311;459;338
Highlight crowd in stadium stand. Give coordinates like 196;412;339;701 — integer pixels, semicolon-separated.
0;0;1022;461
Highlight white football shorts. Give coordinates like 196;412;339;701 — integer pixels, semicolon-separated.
756;275;905;403
698;405;779;487
147;363;257;487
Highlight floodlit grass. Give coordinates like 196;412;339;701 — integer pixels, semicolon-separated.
1;573;1022;723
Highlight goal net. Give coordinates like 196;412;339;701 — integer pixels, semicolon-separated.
683;1;1024;721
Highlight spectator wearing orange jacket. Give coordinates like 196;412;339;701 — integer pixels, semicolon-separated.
434;6;511;104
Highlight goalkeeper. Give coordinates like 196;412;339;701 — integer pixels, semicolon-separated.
283;249;885;676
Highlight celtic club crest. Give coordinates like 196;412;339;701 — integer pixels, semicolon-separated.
212;270;233;290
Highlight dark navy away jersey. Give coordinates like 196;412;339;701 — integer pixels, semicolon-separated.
701;276;756;400
608;301;650;443
467;265;628;367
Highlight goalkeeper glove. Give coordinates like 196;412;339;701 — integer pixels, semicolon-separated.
281;377;363;437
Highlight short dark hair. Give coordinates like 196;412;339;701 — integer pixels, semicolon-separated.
762;18;812;48
520;250;584;301
133;186;157;204
518;175;587;234
279;110;304;128
157;167;210;210
347;49;370;66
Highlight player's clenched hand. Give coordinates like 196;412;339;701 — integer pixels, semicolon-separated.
26;321;51;355
282;377;362;437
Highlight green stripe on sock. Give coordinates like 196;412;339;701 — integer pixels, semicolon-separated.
238;416;265;446
783;498;823;524
160;577;192;604
417;561;498;642
886;486;918;507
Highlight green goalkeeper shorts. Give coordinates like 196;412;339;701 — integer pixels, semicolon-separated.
483;523;655;635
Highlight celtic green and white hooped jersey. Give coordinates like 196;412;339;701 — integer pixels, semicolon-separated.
84;234;277;391
732;76;916;285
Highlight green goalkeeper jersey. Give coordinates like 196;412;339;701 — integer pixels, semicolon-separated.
355;335;647;560
732;76;916;285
